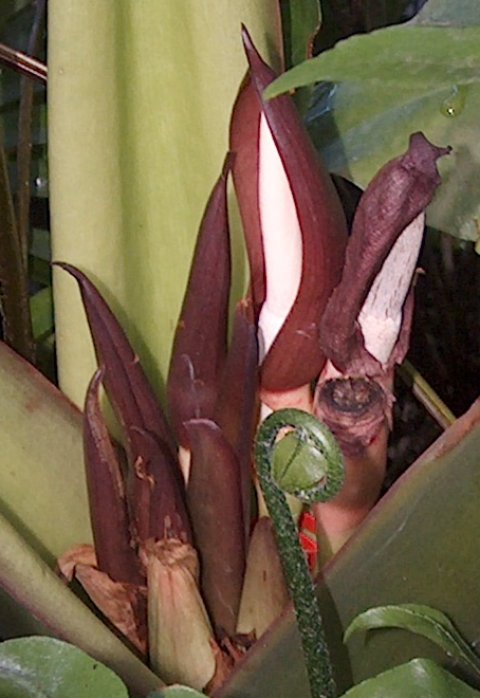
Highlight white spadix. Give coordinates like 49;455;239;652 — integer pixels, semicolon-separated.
257;113;302;361
359;212;424;365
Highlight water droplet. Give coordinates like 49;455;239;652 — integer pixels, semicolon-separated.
34;176;48;192
440;85;467;118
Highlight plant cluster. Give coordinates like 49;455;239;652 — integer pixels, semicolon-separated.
52;29;450;697
0;2;480;698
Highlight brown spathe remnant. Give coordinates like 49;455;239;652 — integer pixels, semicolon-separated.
312;134;450;562
315;377;389;456
320;133;451;378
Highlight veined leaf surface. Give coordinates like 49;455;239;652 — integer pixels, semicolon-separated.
266;0;480;242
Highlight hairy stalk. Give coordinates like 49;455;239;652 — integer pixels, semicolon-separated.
255;409;344;698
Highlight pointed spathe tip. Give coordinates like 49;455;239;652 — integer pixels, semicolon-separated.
240;24;265;75
221;151;235;180
407;132;451;181
240;23;252;52
409;131;451;156
52;261;84;284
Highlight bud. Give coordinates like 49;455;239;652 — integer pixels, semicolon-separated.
236;518;289;638
143;539;219;691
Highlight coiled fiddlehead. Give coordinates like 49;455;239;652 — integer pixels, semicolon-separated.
255;408;344;698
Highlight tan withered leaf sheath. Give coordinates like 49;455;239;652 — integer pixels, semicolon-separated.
231;27;348;391
320;133;451;378
167;157;232;449
55;263;192;546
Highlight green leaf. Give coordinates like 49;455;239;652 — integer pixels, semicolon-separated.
30;229;51;263
413;0;480;26
150;688;205;698
0;340;91;568
30;287;53;339
340;658;480;697
309;79;480;243
266;26;480;96
0;637;128;698
216;402;480;697
280;0;321;113
345;604;480;678
29;256;51;286
0;512;162;696
49;1;282;408
264;5;480;243
281;0;321;68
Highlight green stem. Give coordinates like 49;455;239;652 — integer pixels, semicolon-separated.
398;360;456;429
255;408;344;698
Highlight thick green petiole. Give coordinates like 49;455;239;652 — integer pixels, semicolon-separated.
255;408;344;698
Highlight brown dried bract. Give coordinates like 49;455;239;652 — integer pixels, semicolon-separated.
58;544;147;655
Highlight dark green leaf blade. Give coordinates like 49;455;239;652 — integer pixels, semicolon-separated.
151;687;205;698
282;0;321;69
309;78;480;243
270;5;480;243
340;658;480;698
215;401;480;697
412;0;480;27
265;26;480;98
345;604;480;678
30;287;53;340
316;0;413;47
0;512;162;696
0;636;129;698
